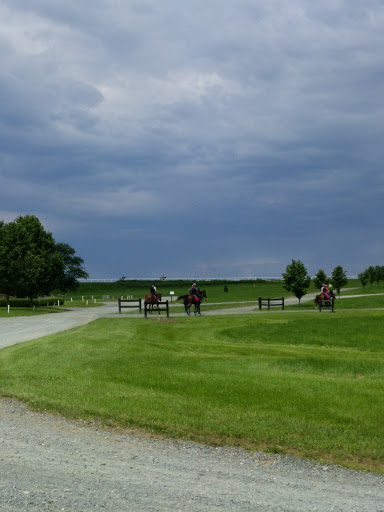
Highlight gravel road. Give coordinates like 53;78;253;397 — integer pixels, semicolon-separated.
1;294;384;511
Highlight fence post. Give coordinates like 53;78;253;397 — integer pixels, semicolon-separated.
282;298;285;310
267;298;271;310
118;297;121;314
258;297;262;310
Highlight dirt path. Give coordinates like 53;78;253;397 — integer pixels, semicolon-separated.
1;397;384;511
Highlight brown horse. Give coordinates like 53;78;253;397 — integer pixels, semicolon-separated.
176;290;207;315
314;290;335;306
144;292;162;314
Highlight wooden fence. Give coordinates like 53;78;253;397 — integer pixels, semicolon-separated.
144;300;169;318
118;298;142;313
258;297;285;310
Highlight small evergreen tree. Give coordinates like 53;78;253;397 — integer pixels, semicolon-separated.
366;266;376;286
374;265;382;286
331;266;348;296
282;259;311;304
358;270;368;288
313;269;328;290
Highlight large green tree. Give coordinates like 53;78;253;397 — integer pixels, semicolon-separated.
282;259;311;304
331;265;348;296
0;215;65;298
55;242;88;291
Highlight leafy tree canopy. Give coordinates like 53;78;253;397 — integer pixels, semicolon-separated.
0;215;87;298
282;259;311;304
313;269;328;290
55;242;88;291
331;265;348;296
358;270;368;287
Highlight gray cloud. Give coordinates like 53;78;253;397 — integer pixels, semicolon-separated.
1;0;383;278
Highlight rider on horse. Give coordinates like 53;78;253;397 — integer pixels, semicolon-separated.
150;283;160;301
321;283;330;300
189;283;201;302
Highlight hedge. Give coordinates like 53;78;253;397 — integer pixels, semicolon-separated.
0;298;65;308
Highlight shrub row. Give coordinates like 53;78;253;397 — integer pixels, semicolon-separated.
0;298;65;308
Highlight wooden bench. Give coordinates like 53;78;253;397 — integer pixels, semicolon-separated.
258;297;285;310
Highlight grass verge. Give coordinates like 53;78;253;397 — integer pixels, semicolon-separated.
287;294;384;311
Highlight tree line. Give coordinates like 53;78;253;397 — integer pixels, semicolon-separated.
283;259;348;303
358;266;384;287
0;215;88;300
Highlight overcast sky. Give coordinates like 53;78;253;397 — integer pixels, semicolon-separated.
1;1;383;280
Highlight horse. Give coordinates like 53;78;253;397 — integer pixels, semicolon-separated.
314;290;335;307
176;290;207;315
144;292;162;314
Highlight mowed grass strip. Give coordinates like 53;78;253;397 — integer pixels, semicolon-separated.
287;293;384;311
0;311;383;472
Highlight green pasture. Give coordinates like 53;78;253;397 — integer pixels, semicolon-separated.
0;310;383;473
287;293;384;311
2;278;383;317
64;279;312;303
66;278;382;304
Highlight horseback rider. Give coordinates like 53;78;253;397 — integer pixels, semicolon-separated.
321;283;330;300
189;283;201;302
150;283;160;301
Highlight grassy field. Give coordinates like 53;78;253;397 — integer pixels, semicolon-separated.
0;310;383;473
2;278;382;316
63;279;313;303
287;293;384;311
64;278;384;303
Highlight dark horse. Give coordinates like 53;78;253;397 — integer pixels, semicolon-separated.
314;290;335;307
144;292;162;314
176;290;207;315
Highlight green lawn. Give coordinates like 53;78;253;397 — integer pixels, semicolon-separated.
0;310;383;473
287;293;384;311
66;278;384;305
63;279;321;303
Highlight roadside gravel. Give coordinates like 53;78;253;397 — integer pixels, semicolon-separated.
1;397;384;512
1;292;384;511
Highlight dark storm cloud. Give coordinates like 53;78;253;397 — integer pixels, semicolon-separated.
1;0;383;277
